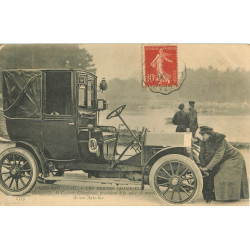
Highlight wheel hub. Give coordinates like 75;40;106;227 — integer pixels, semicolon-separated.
10;167;21;178
11;169;17;175
171;177;179;186
169;176;183;188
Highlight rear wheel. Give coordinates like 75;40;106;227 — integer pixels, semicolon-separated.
0;148;38;196
149;154;203;205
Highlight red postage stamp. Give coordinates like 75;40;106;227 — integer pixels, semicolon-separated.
144;45;177;87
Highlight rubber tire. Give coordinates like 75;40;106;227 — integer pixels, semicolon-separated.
149;154;203;205
0;147;38;196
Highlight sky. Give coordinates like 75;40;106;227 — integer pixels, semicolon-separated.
81;44;250;80
80;44;141;79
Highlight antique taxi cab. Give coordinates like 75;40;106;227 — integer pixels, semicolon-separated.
0;69;202;205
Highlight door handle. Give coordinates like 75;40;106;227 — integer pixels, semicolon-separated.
69;122;75;126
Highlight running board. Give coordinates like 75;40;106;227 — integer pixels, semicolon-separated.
44;176;141;185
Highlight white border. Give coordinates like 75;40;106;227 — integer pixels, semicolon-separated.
0;1;249;250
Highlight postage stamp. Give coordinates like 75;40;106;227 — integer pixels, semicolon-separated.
143;45;178;87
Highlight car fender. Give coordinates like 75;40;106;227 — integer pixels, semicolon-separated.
145;146;188;170
15;141;48;177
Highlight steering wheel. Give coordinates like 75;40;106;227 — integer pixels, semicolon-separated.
106;105;126;119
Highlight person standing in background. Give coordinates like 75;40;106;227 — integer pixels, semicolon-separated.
172;103;190;132
189;101;198;137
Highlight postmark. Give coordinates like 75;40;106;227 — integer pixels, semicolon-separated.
142;44;186;95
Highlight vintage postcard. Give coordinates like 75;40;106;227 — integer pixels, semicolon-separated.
0;44;249;206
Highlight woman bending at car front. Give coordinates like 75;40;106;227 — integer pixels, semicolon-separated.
198;126;249;203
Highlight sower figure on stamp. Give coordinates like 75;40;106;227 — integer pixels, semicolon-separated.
151;48;173;82
188;101;198;137
198;126;249;203
172;103;190;132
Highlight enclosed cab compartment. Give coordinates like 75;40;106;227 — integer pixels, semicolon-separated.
1;69;112;161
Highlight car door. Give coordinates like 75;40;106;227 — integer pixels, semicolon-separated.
41;70;80;160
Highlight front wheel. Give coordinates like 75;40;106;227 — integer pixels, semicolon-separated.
0;148;38;196
149;154;203;205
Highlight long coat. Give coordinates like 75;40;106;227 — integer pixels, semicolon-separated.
189;108;198;136
172;111;189;132
199;132;249;201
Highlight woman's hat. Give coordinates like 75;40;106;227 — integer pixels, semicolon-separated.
189;101;195;105
199;126;213;134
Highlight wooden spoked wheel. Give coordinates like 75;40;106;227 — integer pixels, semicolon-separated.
149;154;203;205
0;148;38;196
